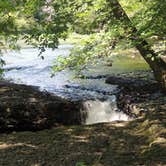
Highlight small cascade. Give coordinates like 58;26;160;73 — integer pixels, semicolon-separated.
83;98;130;125
2;45;132;126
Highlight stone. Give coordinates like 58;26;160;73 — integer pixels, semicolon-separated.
0;81;85;132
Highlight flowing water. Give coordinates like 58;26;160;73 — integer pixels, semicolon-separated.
1;45;148;124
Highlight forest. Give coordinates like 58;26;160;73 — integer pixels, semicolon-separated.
0;0;166;166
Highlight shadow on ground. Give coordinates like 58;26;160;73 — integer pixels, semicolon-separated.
0;103;165;166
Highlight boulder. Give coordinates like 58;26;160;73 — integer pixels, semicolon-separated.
0;81;85;132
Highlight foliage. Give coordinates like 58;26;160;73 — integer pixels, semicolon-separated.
0;0;166;75
0;0;165;48
130;0;166;38
70;0;108;34
52;31;119;73
52;0;166;73
0;0;75;50
23;0;75;51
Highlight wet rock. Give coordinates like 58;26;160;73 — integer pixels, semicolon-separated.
106;71;165;118
105;76;157;89
64;84;119;96
79;75;109;79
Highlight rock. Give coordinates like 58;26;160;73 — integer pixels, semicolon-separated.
106;76;132;85
105;75;157;88
80;75;108;79
106;71;165;118
0;81;85;132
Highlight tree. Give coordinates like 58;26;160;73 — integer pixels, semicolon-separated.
53;0;166;90
0;0;74;51
107;0;166;89
0;0;74;69
0;0;166;90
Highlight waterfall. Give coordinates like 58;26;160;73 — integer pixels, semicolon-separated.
2;45;132;125
83;98;130;125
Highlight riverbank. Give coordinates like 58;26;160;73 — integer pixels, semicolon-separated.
0;81;84;132
106;70;166;117
0;70;166;165
0;70;163;131
0;102;165;165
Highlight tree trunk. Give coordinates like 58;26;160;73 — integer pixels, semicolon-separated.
107;0;166;90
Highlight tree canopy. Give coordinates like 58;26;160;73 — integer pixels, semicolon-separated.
0;0;165;50
0;0;166;88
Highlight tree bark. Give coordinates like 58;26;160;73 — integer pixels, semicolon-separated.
107;0;166;90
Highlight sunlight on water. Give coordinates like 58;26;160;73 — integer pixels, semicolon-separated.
83;99;130;124
2;45;135;124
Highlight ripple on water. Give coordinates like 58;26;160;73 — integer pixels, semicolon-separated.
2;45;133;124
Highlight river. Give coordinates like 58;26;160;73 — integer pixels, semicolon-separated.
1;45;149;124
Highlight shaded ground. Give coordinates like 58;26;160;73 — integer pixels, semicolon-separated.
0;103;165;166
0;81;83;131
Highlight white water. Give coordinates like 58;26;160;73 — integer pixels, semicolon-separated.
2;45;130;124
84;99;129;124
